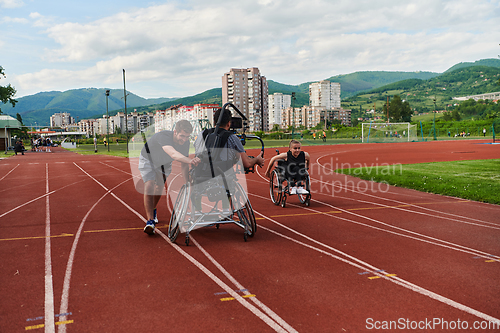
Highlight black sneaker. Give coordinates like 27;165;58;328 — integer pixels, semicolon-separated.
144;220;156;235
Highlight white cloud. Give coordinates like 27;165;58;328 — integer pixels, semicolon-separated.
9;0;500;98
1;16;28;24
0;0;24;8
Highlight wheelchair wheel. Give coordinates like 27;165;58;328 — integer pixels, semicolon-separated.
270;169;282;205
168;183;190;242
235;182;257;238
298;174;311;205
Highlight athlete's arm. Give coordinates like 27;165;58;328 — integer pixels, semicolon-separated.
162;145;194;164
264;152;287;178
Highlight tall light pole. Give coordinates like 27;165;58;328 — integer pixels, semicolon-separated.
433;97;437;140
291;92;296;138
386;95;390;123
123;69;129;154
105;89;110;152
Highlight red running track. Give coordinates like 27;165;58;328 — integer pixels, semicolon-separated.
0;139;499;332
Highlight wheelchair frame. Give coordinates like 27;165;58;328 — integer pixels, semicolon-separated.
269;150;311;208
167;103;260;246
167;171;256;245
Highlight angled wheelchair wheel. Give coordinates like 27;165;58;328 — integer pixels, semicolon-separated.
168;183;190;243
269;169;282;205
235;183;257;238
298;174;311;205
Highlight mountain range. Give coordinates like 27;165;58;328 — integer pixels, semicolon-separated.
2;58;499;126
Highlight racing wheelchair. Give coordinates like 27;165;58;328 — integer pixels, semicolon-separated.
167;103;263;246
269;149;311;208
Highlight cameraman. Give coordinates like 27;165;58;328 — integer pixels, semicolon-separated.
194;107;264;170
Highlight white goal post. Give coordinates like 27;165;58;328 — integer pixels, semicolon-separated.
362;122;417;143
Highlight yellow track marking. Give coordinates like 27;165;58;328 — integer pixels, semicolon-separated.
25;320;73;330
368;273;397;280
1;233;74;242
220;294;256;302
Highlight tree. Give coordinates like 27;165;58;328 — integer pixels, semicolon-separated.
442;111;453;121
16;113;23;125
382;95;412;122
0;66;17;114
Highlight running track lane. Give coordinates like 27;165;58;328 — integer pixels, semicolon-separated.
0;140;499;332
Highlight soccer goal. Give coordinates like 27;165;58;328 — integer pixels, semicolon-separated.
362;122;417;143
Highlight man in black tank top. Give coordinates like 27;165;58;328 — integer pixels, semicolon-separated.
265;139;310;195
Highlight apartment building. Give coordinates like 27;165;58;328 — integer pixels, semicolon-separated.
155;104;219;132
78;119;99;136
50;112;74;127
268;93;291;128
281;106;321;129
110;112;155;134
320;108;352;127
222;67;269;132
96;115;115;135
309;80;341;109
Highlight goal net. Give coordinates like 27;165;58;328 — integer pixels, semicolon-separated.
362;122;417;143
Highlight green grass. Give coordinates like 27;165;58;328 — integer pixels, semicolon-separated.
337;159;500;205
64;138;362;156
65;144;132;158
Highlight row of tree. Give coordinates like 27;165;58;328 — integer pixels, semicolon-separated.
0;66;17;114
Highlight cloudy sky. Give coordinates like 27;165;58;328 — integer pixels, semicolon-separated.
1;0;499;99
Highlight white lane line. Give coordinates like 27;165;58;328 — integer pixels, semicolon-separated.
0;178;88;220
0;163;19;182
44;164;55;332
253;210;500;325
310;197;500;259
156;230;289;332
190;237;298;333
315;152;500;226
255;162;499;229
69;163;292;332
250;191;499;261
309;177;500;230
58;175;131;333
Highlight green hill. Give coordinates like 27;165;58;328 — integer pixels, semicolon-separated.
131;88;223;114
1;88;174;126
343;63;500;119
444;58;500;73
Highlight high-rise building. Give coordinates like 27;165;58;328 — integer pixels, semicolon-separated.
154;104;219;132
222;67;268;131
50;113;74;127
282;106;321;129
309;81;341;109
268;93;291;128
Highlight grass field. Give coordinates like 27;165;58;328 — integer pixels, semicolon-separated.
64;138;363;157
337;159;500;205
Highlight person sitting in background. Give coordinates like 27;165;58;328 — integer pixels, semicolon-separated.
14;139;24;155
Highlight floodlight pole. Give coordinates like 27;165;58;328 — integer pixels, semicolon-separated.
106;89;110;152
386;96;389;123
123;69;129;154
433;97;437;141
292;93;295;136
